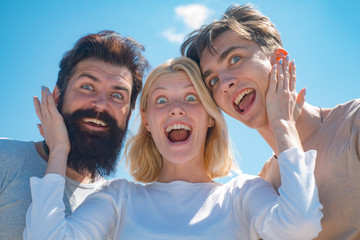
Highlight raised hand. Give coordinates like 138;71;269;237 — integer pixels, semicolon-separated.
266;56;303;154
33;86;70;176
274;49;305;122
266;56;296;124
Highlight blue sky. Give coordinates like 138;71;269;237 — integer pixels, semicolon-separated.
1;0;359;183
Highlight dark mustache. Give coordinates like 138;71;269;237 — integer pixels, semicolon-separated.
68;108;118;129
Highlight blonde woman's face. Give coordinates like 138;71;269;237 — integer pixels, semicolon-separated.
142;71;214;166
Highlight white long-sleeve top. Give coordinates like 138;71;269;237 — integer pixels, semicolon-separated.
24;148;323;240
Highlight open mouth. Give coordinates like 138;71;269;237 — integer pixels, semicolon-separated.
233;88;256;113
82;118;108;128
165;123;191;143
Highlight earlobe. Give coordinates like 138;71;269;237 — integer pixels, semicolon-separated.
208;117;215;128
141;110;151;132
53;86;61;106
274;48;288;61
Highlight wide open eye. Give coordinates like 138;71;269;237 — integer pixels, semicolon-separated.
112;92;123;100
209;77;219;88
230;56;241;65
156;97;167;104
81;84;93;91
185;93;197;102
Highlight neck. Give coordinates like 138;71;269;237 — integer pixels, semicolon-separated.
157;159;212;183
65;167;94;184
257;102;324;156
35;141;95;184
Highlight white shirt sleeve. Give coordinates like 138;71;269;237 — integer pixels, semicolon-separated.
23;174;117;240
24;148;323;240
247;148;323;240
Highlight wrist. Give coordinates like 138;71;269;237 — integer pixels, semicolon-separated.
272;120;303;153
46;147;69;177
43;140;70;156
270;119;295;133
51;141;70;153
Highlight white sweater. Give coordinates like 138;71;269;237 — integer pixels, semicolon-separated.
24;148;323;240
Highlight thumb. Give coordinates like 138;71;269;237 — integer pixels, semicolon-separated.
294;88;306;121
297;88;306;109
37;124;45;139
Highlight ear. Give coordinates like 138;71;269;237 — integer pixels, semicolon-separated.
207;117;215;128
52;86;61;106
274;48;288;61
141;110;151;132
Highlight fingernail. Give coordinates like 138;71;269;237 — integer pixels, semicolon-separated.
274;64;277;69
301;87;307;96
292;60;296;66
41;86;46;92
285;55;290;61
279;59;283;64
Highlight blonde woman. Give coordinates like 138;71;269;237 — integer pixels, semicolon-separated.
25;57;322;239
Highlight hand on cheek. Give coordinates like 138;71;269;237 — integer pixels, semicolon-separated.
33;86;70;155
266;56;299;128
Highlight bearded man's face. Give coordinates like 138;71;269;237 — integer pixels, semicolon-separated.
55;59;133;178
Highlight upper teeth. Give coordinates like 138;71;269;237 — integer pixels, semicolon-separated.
83;118;107;127
166;124;191;133
234;89;254;105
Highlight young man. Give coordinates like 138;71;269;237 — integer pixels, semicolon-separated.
181;4;360;240
0;30;148;240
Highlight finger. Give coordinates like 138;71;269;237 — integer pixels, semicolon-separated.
277;58;284;91
46;89;58;118
41;86;50;120
293;88;306;121
283;55;290;90
289;60;296;91
33;96;43;122
37;124;45;139
268;64;277;93
297;88;306;109
40;86;47;115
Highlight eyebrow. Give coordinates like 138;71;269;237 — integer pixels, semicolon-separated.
78;73;130;92
79;73;98;82
152;83;194;93
202;46;247;80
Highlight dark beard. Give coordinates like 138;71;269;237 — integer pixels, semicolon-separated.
60;108;128;179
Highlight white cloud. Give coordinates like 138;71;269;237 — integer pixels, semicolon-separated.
162;4;213;43
162;28;185;43
175;4;212;29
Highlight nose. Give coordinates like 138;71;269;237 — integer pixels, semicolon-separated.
91;92;109;111
219;73;236;93
169;101;185;117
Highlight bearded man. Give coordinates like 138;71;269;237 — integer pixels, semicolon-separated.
0;30;148;240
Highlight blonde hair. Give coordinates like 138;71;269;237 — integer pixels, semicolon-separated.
124;57;236;183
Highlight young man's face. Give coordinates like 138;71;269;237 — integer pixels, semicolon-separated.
200;30;275;130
